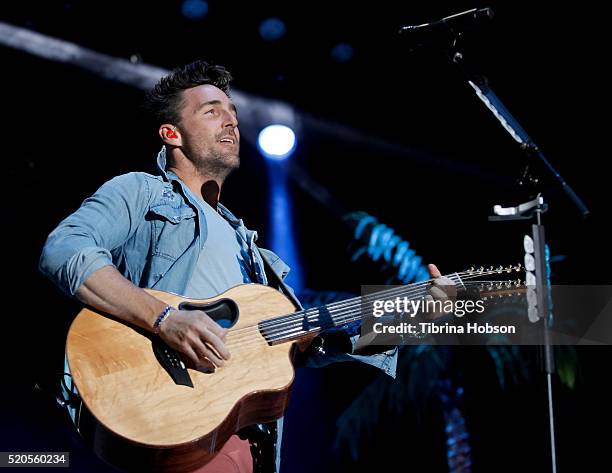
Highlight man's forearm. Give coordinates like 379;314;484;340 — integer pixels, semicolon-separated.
75;265;168;333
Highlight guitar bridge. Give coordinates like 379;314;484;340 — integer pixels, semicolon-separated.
152;339;194;388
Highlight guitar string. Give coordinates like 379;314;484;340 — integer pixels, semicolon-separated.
225;270;520;349
225;277;525;355
227;267;517;340
225;268;519;343
226;272;458;345
224;270;522;351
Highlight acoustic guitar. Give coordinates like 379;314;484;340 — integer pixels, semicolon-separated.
65;265;522;472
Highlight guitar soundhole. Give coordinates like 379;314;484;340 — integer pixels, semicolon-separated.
178;298;239;329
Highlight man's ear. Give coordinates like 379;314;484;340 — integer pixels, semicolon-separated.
159;124;182;146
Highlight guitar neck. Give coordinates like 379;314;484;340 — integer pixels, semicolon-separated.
258;273;465;344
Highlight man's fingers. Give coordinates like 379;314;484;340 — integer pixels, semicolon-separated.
193;339;225;367
182;345;203;368
161;310;230;366
200;315;228;341
194;311;228;341
429;286;449;301
432;276;454;286
198;327;231;361
194;358;216;373
428;263;442;278
432;276;457;298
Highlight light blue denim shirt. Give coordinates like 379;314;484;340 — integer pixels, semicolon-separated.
39;146;397;471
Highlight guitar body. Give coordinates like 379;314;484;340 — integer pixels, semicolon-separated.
66;284;297;472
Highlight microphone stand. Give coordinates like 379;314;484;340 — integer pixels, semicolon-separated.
401;11;590;473
489;195;556;473
444;29;589;217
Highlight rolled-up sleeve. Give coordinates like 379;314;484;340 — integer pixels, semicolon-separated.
39;173;151;296
298;331;399;378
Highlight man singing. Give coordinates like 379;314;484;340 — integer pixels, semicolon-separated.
40;60;453;472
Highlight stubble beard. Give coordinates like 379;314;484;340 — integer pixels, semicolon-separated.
183;135;240;181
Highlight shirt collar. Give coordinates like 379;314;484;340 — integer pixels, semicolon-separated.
156;145;172;182
156;145;243;227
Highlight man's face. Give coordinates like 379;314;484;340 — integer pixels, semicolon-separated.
176;84;240;176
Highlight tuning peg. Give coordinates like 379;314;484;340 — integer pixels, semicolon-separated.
497;265;503;273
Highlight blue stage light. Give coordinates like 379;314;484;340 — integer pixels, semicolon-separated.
257;125;297;160
181;0;208;20
259;18;286;41
331;43;354;62
266;162;303;293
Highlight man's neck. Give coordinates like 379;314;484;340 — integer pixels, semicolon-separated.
167;161;223;209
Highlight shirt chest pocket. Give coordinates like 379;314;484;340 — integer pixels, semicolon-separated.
147;203;197;261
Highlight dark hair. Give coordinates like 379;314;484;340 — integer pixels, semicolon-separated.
144;60;233;126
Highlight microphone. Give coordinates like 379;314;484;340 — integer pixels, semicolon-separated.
398;7;494;36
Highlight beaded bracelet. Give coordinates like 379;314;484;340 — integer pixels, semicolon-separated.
153;306;174;334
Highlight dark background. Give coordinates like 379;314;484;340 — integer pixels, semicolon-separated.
2;1;610;471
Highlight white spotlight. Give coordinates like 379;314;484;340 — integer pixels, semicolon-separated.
257;125;297;160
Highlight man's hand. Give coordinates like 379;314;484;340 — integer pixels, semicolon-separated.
425;263;457;319
355;264;457;351
75;266;231;371
158;310;230;371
